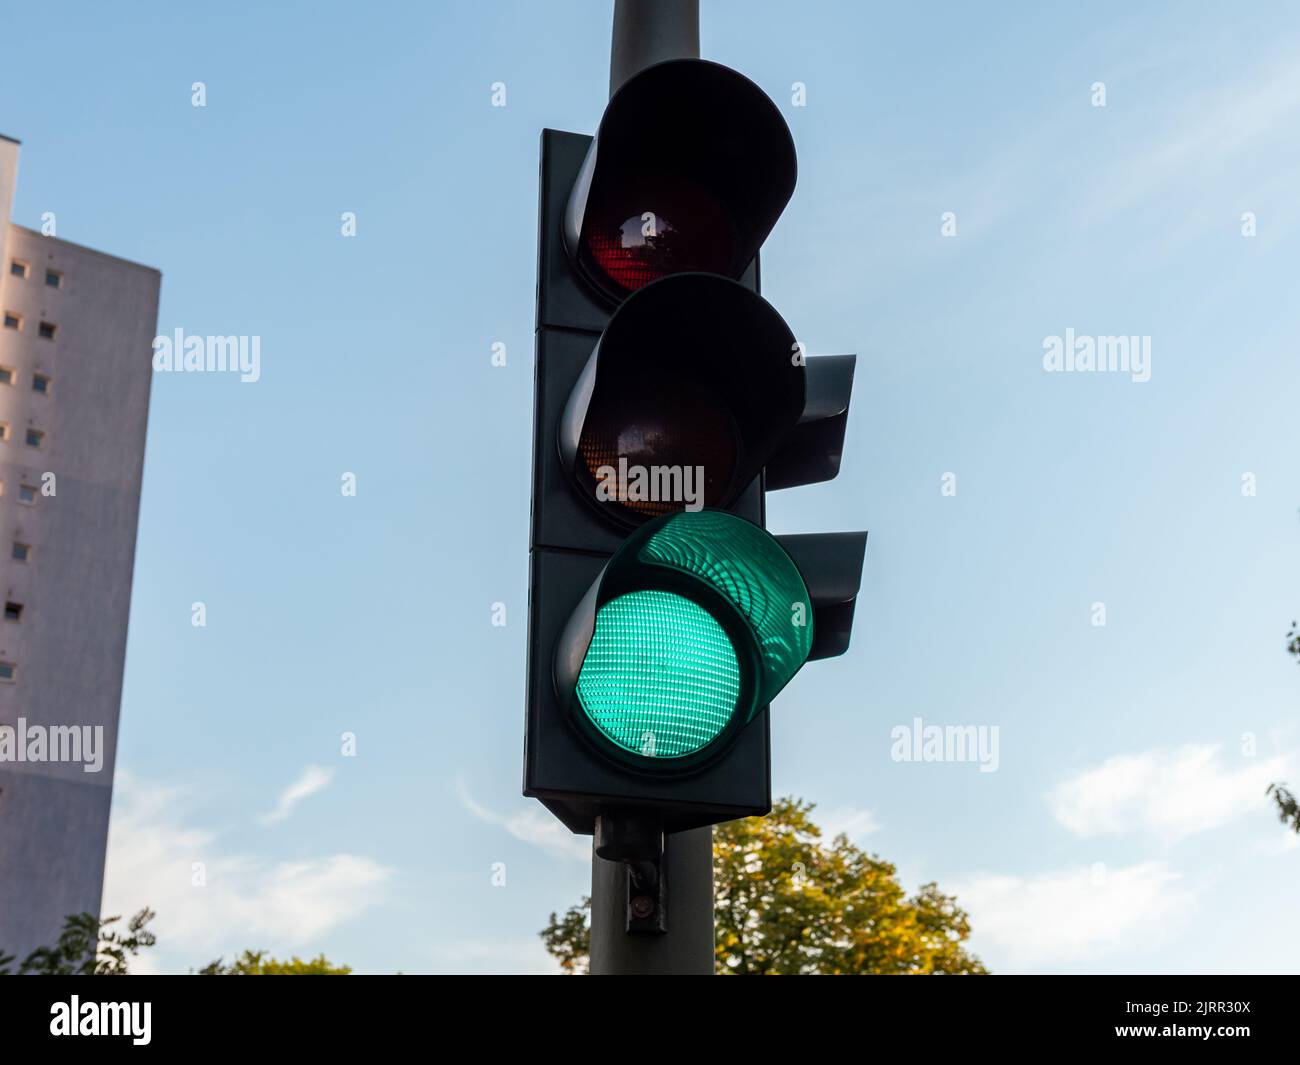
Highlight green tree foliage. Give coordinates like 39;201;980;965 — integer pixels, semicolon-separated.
0;909;156;975
539;898;593;975
197;950;351;975
2;909;350;975
1267;784;1299;834
539;798;987;975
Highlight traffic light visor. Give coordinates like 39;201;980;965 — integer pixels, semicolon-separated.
559;273;805;528
564;59;797;302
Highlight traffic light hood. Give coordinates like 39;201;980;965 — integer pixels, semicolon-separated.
564;58;798;302
558;272;805;528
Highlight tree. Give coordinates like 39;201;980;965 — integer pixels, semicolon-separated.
539;798;987;975
197;950;351;975
539;898;592;975
0;909;156;975
1267;620;1300;834
2;909;351;975
1267;784;1299;834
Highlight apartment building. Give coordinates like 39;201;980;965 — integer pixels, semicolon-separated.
0;134;159;963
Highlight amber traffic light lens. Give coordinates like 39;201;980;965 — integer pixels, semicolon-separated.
578;378;739;519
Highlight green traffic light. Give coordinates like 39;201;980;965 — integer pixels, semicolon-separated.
576;589;741;758
571;510;814;763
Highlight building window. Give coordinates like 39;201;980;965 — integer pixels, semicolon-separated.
32;373;50;395
9;261;28;279
3;312;19;330
12;542;30;563
4;602;23;623
0;662;15;683
45;269;62;289
38;322;57;340
0;366;13;386
18;484;36;505
0;422;9;442
25;428;44;449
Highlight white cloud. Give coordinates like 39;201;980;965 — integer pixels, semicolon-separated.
818;806;881;842
258;764;334;825
102;772;391;971
952;861;1194;965
456;779;589;863
1050;744;1290;841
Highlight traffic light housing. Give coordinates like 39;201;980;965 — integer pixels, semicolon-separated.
526;58;867;836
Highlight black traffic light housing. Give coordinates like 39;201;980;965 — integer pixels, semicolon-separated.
526;59;867;837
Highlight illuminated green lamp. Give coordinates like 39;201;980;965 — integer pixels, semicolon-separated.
558;510;814;769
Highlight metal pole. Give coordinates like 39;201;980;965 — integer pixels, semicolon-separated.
609;0;700;97
588;0;713;978
590;826;714;975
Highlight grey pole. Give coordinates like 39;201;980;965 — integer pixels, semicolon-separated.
609;0;700;97
588;0;713;979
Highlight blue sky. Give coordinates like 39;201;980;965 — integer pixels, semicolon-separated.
3;0;1298;973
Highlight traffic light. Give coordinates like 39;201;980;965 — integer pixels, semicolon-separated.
525;58;867;841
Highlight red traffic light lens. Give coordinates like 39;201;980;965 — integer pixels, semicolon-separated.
582;175;738;295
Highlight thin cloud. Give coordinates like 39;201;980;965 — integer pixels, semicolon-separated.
1081;52;1300;224
456;778;589;863
1050;744;1290;841
258;765;335;826
818;806;882;842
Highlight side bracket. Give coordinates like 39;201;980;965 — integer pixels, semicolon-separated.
595;810;669;934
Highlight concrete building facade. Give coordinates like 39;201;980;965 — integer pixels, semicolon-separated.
0;134;159;963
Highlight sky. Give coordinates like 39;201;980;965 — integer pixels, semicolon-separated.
2;0;1298;974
